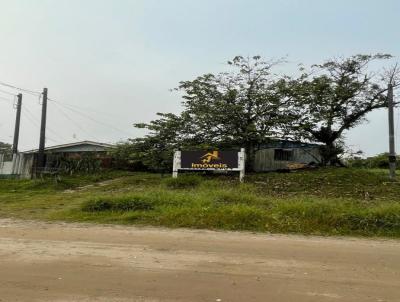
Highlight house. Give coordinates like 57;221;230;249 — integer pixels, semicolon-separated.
254;140;322;172
22;141;114;171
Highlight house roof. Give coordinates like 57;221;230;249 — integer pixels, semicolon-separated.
22;141;114;154
259;139;321;149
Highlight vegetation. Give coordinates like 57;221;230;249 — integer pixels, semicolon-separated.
347;153;400;169
82;196;154;212
163;174;202;189
0;141;12;161
286;54;399;165
115;54;399;171
1;168;400;238
58;154;102;174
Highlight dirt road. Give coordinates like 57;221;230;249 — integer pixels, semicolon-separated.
0;219;399;302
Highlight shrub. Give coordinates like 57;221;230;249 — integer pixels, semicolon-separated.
82;196;154;212
114;198;154;211
81;199;113;212
163;175;202;189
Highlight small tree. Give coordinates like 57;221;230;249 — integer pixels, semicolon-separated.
286;54;399;165
131;113;189;172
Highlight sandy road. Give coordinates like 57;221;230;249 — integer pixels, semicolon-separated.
0;219;399;302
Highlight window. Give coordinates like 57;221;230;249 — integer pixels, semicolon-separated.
274;149;293;161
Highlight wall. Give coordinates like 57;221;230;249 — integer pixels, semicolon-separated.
0;153;33;178
254;147;321;172
0;157;13;174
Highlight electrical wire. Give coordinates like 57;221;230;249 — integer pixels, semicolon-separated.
0;96;14;103
0;89;17;96
49;98;126;120
52;101;102;141
22;108;40;127
0;81;41;96
22;107;66;143
22;107;40;127
49;98;132;137
0;80;132;140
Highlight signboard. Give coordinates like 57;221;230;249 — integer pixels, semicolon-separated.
180;151;238;170
172;149;245;182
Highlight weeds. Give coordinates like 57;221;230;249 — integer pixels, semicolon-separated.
2;168;400;237
82;196;154;212
163;175;202;189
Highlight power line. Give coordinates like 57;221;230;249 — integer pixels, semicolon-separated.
23;110;61;143
0;96;14;103
23;106;66;143
49;98;126;120
23;107;40;127
52;101;102;141
50;98;132;137
0;89;17;96
0;81;41;96
0;80;132;141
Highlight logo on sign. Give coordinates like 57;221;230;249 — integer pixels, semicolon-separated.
180;150;239;170
191;151;228;169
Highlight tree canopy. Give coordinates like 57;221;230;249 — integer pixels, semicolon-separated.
115;54;399;171
285;54;399;164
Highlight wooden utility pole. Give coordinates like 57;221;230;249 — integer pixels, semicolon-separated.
12;93;22;154
37;88;48;169
387;83;396;180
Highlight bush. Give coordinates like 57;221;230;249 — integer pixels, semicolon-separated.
163;175;202;189
81;199;113;212
114;198;154;211
348;153;400;169
82;196;154;212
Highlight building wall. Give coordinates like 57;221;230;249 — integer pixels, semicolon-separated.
254;147;321;172
44;152;111;168
0;153;33;178
0;161;13;175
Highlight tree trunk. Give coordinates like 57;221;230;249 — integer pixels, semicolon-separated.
245;142;256;172
319;142;343;166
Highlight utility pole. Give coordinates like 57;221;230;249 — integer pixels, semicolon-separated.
387;83;396;180
12;93;22;154
37;88;48;169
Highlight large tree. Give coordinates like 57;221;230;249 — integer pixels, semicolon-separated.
177;55;290;170
123;56;291;171
285;54;399;165
117;54;398;171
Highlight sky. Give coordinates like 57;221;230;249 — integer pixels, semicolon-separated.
0;0;399;156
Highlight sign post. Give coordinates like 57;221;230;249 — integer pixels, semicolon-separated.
172;149;245;182
172;150;181;178
239;148;245;182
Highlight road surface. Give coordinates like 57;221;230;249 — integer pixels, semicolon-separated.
0;219;399;302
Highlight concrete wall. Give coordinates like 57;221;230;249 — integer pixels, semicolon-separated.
0;153;33;178
0;158;13;174
254;147;321;172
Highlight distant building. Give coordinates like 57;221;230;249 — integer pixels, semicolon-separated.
23;141;114;171
254;140;322;171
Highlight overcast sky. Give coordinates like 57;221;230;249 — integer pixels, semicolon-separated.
0;0;399;156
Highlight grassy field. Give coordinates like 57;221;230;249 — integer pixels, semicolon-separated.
0;168;400;237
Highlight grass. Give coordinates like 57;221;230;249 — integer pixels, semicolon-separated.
0;168;400;237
